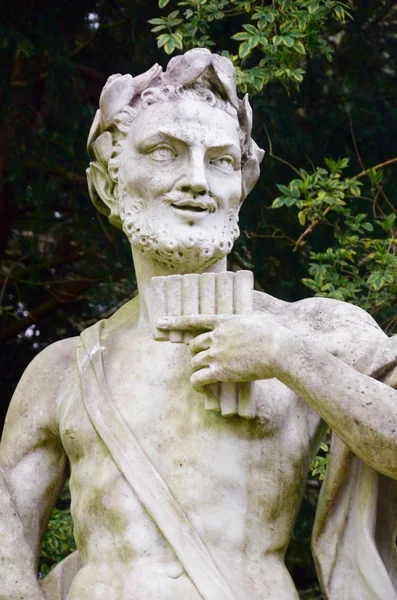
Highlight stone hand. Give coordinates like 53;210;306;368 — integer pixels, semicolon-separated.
157;313;290;390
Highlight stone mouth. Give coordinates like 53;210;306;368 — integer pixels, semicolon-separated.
171;203;208;213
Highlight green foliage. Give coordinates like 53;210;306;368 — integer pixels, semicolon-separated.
151;0;351;91
273;158;361;214
148;11;184;53
39;508;76;575
272;159;397;322
310;441;329;480
39;483;76;575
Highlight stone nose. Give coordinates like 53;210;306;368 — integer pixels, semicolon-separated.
177;152;209;197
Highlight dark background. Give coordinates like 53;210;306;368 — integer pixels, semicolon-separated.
1;1;396;596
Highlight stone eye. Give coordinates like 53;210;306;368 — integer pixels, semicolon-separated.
150;147;177;161
209;156;234;173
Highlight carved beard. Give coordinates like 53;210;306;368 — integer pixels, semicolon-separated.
119;192;240;272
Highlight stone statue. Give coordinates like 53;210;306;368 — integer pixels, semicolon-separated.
1;48;396;600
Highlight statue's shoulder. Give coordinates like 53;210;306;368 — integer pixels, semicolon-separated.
255;290;380;329
254;290;386;363
24;335;78;381
287;295;382;335
3;336;78;444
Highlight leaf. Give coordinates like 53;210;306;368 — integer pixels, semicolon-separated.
267;11;276;23
367;272;386;291
298;210;307;226
369;168;383;186
272;35;284;46
158;0;171;8
294;40;306;54
272;196;289;208
280;21;292;35
148;18;167;25
157;33;170;48
243;24;258;35
298;17;307;32
232;32;251;41
164;37;176;54
239;41;252;59
289;180;301;197
150;25;167;33
334;6;345;21
168;18;183;26
324;157;335;171
171;33;183;50
283;36;295;48
302;278;321;292
292;70;304;82
276;183;294;196
168;10;180;19
248;36;259;50
338;158;350;169
349;183;361;197
307;1;318;14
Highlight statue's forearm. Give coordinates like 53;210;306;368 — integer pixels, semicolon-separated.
276;334;397;479
0;468;45;600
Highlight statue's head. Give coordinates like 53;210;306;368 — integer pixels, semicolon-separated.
87;48;264;271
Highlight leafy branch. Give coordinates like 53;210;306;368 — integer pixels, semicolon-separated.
272;157;397;319
150;0;351;91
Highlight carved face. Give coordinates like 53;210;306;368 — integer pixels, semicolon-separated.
117;98;243;271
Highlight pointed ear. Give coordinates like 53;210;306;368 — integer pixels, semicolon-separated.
86;162;123;229
241;158;261;201
241;142;265;201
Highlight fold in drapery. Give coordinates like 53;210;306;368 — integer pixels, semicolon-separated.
313;337;397;600
77;319;236;600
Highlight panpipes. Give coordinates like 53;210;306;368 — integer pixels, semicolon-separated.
150;270;256;419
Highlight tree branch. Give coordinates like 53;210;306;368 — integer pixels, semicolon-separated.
293;206;333;251
354;157;397;180
0;279;94;342
263;123;301;177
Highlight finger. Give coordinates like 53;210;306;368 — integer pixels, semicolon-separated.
191;350;210;372
191;367;218;390
189;332;212;354
157;315;219;331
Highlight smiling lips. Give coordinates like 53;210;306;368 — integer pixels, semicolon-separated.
164;193;217;214
172;200;211;213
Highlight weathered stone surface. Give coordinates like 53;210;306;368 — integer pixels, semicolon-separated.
1;48;396;600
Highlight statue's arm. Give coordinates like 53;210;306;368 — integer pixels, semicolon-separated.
0;339;73;599
160;304;397;478
275;325;397;479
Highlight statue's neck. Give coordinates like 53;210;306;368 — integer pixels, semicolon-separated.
131;247;227;330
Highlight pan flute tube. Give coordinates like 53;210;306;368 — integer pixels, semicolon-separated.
150;271;256;419
216;272;238;417
182;274;199;344
166;275;183;343
234;270;254;316
199;272;216;314
199;273;220;411
234;270;256;419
